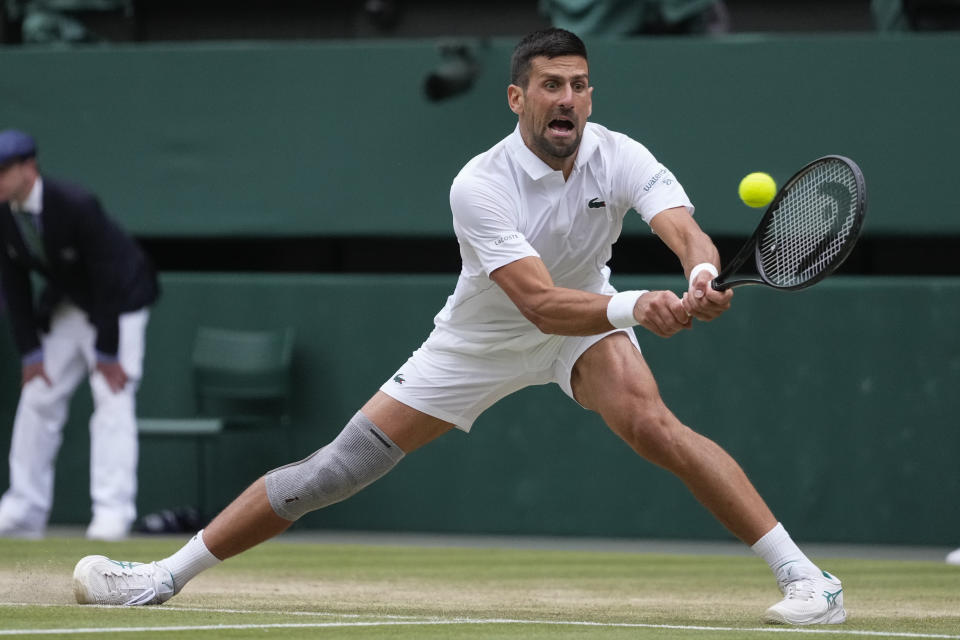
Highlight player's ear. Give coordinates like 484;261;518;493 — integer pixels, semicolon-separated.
587;86;593;118
507;84;524;115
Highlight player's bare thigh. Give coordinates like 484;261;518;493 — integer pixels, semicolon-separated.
569;332;668;432
361;391;456;453
571;333;708;474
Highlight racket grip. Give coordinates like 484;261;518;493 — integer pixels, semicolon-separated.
710;279;730;292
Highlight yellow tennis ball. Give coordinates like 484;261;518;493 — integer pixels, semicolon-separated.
738;172;777;208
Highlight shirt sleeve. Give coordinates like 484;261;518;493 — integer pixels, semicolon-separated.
0;232;42;357
611;135;694;224
449;172;540;276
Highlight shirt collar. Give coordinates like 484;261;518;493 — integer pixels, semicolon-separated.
13;176;43;215
573;123;600;169
507;123;599;180
507;125;555;181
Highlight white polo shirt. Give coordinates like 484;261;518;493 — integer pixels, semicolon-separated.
425;121;693;355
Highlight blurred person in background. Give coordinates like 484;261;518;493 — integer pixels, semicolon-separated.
872;0;960;30
0;129;159;541
541;0;730;35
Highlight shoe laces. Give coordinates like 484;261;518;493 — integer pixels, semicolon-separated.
101;563;159;605
783;578;818;602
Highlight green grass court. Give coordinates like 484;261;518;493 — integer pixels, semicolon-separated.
1;534;958;639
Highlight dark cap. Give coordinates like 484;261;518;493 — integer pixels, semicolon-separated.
0;129;37;166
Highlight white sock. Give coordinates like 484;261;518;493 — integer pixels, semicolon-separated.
157;529;222;594
751;522;820;587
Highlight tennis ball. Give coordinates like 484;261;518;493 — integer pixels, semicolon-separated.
738;172;777;208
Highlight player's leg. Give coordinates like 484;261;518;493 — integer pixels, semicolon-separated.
202;391;453;559
85;308;149;541
0;307;88;538
571;332;775;543
73;342;528;606
568;332;845;625
73;392;454;605
203;340;532;561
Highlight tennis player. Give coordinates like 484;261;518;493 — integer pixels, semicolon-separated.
73;28;845;625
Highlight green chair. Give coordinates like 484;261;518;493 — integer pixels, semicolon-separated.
138;326;295;518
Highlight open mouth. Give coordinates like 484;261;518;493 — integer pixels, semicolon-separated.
548;118;575;135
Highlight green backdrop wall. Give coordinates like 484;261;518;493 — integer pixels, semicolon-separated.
0;34;958;237
0;274;956;545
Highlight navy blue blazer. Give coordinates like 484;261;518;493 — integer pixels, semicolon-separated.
0;177;159;359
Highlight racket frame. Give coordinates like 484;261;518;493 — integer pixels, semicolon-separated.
712;154;867;291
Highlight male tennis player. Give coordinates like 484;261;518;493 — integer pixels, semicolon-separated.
73;28;845;625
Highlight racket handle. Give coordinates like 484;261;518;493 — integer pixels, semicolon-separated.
711;279;730;292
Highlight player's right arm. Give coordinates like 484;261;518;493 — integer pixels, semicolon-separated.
491;256;691;338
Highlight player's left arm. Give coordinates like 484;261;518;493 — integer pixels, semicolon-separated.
649;207;732;321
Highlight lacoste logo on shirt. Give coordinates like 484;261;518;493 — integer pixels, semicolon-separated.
588;197;606;209
393;374;406;384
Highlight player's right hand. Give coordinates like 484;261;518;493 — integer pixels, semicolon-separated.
22;362;52;388
634;290;692;338
683;269;733;321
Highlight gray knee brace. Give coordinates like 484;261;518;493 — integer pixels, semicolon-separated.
264;411;405;521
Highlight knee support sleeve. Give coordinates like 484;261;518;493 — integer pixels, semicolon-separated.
264;411;405;521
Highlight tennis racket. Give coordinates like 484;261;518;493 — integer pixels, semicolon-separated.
712;155;866;291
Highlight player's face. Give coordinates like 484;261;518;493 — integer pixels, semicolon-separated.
508;55;592;173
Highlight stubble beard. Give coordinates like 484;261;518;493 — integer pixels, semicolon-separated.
531;127;581;162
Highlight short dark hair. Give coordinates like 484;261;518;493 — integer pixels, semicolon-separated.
510;28;588;88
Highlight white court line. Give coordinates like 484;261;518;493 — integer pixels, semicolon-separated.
0;602;424;620
0;607;958;640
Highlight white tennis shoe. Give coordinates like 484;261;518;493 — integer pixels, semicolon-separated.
763;570;846;625
73;555;175;606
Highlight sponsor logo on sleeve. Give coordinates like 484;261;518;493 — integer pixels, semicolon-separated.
642;168;668;192
494;233;520;246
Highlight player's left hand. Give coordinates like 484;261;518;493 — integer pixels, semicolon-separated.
682;271;733;321
95;361;129;393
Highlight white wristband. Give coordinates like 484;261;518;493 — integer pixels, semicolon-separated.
606;290;647;329
689;262;718;287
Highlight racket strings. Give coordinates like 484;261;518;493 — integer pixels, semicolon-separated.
759;161;860;287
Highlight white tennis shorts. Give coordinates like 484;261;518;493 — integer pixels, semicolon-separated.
379;327;640;432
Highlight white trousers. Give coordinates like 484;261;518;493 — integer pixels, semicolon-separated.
0;303;148;532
